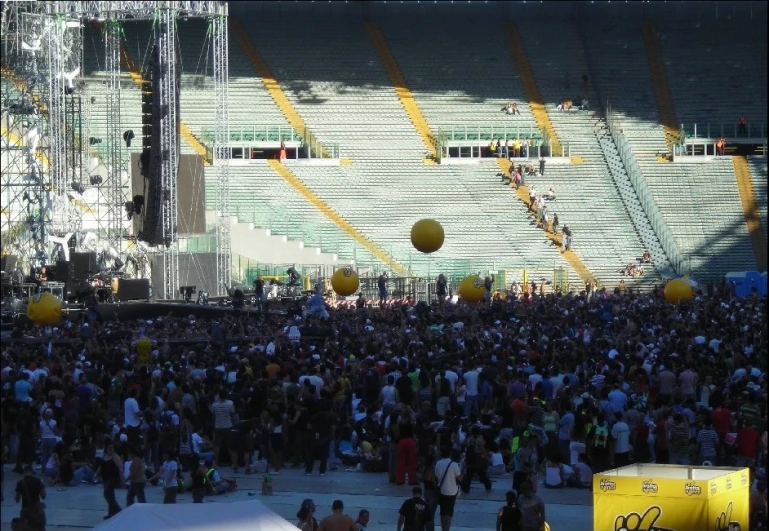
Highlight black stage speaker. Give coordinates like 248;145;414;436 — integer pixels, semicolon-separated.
55;260;71;283
71;252;97;280
1;255;17;273
118;278;150;301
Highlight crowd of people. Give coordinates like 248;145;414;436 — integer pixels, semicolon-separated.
2;281;767;531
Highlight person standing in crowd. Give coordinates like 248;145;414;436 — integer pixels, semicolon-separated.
297;499;319;531
436;274;448;310
95;440;123;519
496;490;523;531
610;411;631;468
434;446;462;531
668;413;691;466
126;447;147;506
398;486;431;531
15;465;46;531
317;499;357;531
211;390;237;471
149;451;179;504
378;273;388;307
517;481;545;531
355;509;370;531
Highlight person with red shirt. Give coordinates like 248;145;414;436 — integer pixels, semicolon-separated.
735;423;759;468
712;403;732;437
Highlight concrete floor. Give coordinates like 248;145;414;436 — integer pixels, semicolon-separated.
1;465;593;530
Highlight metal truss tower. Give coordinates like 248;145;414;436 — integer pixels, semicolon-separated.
104;19;129;263
157;7;180;300
1;1;82;268
2;1;230;295
212;8;231;294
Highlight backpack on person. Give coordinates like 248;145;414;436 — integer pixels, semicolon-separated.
593;424;609;449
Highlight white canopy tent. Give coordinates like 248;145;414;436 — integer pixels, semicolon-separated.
93;499;298;531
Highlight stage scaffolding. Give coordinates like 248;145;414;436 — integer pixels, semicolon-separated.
1;1;230;299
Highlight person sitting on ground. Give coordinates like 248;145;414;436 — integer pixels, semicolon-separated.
545;187;556;201
642;251;651;264
203;459;237;495
544;454;566;488
581;98;589;111
572;453;593;489
487;441;507;477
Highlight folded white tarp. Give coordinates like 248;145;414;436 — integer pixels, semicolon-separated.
93;499;298;531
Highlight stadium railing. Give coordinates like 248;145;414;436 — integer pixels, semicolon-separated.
605;101;686;277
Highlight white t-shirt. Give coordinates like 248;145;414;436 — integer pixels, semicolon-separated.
40;418;58;439
444;371;459;392
611;421;631;454
161;459;178;488
381;385;397;406
191;433;204;454
463;370;479;396
434;458;461;496
124;397;142;428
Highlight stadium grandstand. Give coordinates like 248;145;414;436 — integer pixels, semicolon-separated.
2;0;766;298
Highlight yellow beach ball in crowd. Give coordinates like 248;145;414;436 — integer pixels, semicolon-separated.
410;219;444;254
664;277;693;303
26;292;63;325
137;337;152;364
458;275;486;302
330;267;360;297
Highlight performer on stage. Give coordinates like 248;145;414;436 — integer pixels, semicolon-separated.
36;266;50;282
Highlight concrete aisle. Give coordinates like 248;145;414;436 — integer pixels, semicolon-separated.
1;465;592;530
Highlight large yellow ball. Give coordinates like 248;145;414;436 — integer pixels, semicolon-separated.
410;219;444;254
458;275;486;302
664;278;693;303
330;267;360;297
26;292;63;325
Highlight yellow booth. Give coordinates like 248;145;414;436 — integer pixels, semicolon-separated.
594;464;750;531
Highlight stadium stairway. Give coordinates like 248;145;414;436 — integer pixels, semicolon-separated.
732;156;767;271
747;157;768;242
229;20;332;160
283;160;579;280
503;22;563;156
641;22;681;148
365;22;437;160
518;19;668;288
581;17;759;279
207;163;381;270
375;17;540;147
493;159;592;284
654;16;767;133
266;160;409;276
239;14;427;164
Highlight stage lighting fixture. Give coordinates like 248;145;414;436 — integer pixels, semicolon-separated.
89;175;103;186
71;181;86;194
114;257;124;271
91;97;96;104
89;136;102;145
132;195;144;214
123;130;135;147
